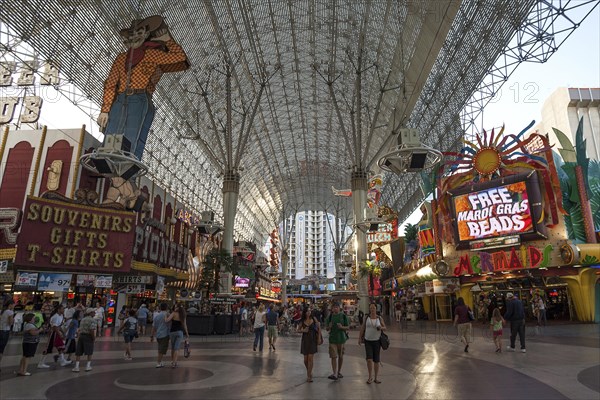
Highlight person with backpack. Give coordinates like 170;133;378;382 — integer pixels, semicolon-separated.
117;309;138;360
325;302;349;380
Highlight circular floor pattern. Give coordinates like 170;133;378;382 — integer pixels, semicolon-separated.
577;364;600;393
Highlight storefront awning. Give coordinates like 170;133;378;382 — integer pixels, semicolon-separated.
132;261;189;280
397;265;437;288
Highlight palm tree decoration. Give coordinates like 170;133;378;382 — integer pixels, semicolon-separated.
200;248;238;296
404;223;418;242
359;258;382;300
554;118;599;243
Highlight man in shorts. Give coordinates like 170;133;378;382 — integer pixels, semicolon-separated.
137;303;149;336
38;305;71;368
151;303;170;368
72;308;97;372
326;302;349;380
265;304;279;351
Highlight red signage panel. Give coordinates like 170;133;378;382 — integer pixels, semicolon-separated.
15;197;135;272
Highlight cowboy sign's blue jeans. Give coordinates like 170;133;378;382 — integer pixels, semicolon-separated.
105;92;155;160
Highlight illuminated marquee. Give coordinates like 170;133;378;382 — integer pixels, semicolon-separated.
453;245;553;276
366;220;398;244
450;172;545;249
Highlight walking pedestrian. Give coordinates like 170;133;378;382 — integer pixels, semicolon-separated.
0;300;15;368
166;303;189;368
394;301;402;322
38;305;71;368
94;302;105;337
358;303;386;384
137;303;149;336
325;302;349;380
64;310;80;362
266;304;279;350
253;304;267;352
504;292;526;353
453;297;473;353
17;313;41;376
535;295;547;327
72;308;97;372
490;308;505;353
240;302;249;336
150;303;170;368
118;309;138;360
40;298;53;327
298;307;320;382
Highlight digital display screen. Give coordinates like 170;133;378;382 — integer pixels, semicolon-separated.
449;172;546;250
453;181;534;242
235;277;250;288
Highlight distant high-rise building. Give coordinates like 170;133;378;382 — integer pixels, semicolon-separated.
281;211;351;284
536;87;600;160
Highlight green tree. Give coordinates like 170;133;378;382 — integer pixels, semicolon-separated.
200;248;238;295
359;259;382;301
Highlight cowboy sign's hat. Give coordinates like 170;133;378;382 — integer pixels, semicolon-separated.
119;15;167;38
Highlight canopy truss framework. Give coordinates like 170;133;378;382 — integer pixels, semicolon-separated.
380;0;598;224
2;1;593;244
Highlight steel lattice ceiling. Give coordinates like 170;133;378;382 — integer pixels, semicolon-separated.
0;0;537;244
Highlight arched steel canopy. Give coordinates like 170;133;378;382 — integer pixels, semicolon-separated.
0;0;538;245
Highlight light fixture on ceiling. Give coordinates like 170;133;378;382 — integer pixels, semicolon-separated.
192;211;223;236
80;134;148;180
377;128;442;174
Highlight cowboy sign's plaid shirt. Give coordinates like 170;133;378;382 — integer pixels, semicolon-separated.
101;39;188;113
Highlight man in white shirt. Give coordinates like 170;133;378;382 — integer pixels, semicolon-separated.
63;300;75;320
38;305;71;368
94;303;105;336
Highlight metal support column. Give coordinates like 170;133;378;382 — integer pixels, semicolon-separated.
352;169;369;313
222;170;240;294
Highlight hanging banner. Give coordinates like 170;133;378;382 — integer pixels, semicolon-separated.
95;275;113;288
15;271;38;288
76;274;95;287
0;260;8;273
37;273;72;291
15;197;136;272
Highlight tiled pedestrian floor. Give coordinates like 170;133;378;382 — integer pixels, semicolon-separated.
1;321;598;399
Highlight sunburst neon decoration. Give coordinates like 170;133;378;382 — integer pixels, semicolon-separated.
442;121;553;181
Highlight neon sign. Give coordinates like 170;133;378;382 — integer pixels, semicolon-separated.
453;245;553;276
366;221;397;244
454;182;532;240
450;172;545;249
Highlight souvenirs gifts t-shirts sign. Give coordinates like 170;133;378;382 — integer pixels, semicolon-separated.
15;197;136;272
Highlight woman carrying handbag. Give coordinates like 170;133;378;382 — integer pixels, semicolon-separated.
358;303;386;384
298;307;321;382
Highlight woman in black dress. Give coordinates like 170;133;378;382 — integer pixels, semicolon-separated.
297;307;320;382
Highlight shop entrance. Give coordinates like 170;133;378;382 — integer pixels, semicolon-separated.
545;287;571;320
434;294;453;321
